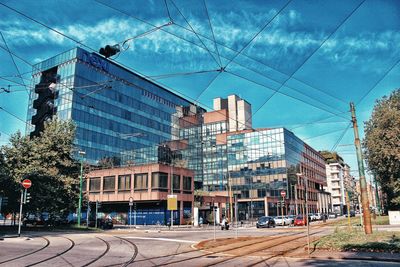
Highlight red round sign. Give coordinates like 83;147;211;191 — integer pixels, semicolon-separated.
22;179;32;189
280;190;286;197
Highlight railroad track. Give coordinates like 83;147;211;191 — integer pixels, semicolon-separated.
26;236;75;267
81;236;111;267
0;236;50;265
146;223;329;266
105;236;139;267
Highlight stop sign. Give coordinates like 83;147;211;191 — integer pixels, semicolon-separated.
22;179;32;189
280;190;286;198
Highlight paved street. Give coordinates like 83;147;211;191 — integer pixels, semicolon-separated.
1;224;399;266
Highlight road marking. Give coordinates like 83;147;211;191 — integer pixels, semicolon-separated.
123;236;197;244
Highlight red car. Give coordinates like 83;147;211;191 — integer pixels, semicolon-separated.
294;215;308;226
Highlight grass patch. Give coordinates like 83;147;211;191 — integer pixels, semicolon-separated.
313;228;400;253
335;215;389;226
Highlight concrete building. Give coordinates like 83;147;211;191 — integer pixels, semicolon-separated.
85;163;194;225
324;153;356;215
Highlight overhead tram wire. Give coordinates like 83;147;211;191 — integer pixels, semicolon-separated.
94;0;350;116
169;0;221;68
223;0;292;70
303;127;351;141
226;70;349;120
0;31;29;96
356;57;400;106
330;122;352;152
0;2;347;153
191;0;292;103
164;0;172;22
149;69;221;80
248;0;366;126
203;0;222;67
171;20;349;106
0;106;32;126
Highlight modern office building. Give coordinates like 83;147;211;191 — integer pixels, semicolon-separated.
124;95;329;218
26;47;203;164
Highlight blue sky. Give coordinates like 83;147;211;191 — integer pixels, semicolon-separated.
0;0;399;182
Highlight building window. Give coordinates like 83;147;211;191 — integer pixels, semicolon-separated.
173;174;180;191
135;173;148;190
103;176;115;191
151;172;168;191
183;176;192;192
118;174;131;191
89;177;100;192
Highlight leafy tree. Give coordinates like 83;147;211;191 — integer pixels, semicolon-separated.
320;151;344;164
1;119;81;216
363;89;400;209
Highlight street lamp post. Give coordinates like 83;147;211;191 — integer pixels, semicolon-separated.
77;150;86;227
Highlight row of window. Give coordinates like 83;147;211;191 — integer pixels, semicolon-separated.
88;173;192;192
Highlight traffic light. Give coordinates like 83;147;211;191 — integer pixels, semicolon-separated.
30;67;59;138
23;191;31;204
99;44;120;58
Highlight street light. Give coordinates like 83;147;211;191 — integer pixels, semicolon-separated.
77;150;86;227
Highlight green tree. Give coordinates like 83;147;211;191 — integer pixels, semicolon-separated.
363;89;400;209
1;119;81;216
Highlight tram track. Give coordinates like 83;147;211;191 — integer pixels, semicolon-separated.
0;236;50;265
26;236;75;267
152;223;328;266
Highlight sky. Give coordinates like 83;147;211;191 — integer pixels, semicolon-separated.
0;0;399;182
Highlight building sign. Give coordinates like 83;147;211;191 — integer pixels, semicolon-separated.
82;51;109;72
167;194;177;211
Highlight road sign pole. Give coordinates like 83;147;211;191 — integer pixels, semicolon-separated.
213;206;216;242
95;201;98;228
17;190;23;237
129;197;133;229
235;196;238;239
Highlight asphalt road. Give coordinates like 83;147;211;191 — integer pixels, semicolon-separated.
0;224;398;267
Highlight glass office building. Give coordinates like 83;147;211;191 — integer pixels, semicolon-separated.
168;99;328;218
27;47;199;164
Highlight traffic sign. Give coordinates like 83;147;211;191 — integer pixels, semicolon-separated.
22;179;32;189
167;194;177;210
129;197;134;206
280;190;286;198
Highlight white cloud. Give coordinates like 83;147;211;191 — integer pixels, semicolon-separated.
1;9;398;73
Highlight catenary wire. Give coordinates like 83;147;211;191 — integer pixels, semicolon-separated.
0;1;354;157
0;31;29;96
223;0;292;70
356;58;400;106
94;0;351;115
249;0;366;124
169;0;221;68
330;122;352;151
203;0;222;67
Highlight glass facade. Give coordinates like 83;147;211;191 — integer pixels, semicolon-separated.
27;47;197;164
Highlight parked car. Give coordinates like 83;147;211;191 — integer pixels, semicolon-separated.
274;216;291;226
88;218;113;229
328;212;337;219
23;214;46;226
287;215;296;224
294;215;308;226
256;216;275;228
345;210;356;217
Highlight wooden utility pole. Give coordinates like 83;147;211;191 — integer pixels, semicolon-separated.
350;102;372;234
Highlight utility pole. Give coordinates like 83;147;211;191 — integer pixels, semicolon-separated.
350;102;372;234
305;176;310;257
